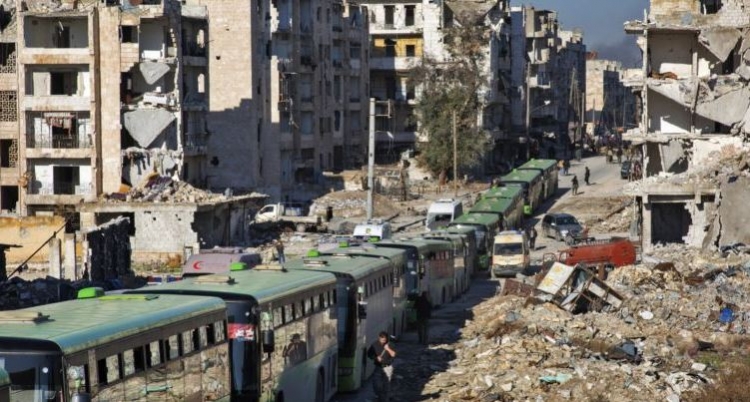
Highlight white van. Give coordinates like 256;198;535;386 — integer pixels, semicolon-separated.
491;230;529;279
426;198;463;231
352;219;393;241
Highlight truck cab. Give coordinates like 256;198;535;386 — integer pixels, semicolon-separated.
491;230;529;278
426;198;463;231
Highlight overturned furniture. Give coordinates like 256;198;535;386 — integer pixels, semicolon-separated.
537;262;625;314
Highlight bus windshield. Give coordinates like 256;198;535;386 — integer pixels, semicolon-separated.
226;300;260;401
0;352;63;402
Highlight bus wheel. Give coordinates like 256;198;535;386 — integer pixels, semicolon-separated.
316;371;325;402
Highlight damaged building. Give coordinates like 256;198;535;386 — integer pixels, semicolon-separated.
509;6;586;162
585;54;640;136
625;0;750;250
14;0;209;217
364;0;513;168
0;0;19;214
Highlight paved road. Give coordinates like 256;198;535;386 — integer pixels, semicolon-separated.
333;155;625;401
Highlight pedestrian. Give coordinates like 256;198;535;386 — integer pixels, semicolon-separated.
275;239;285;264
571;175;579;195
563;159;570;176
528;226;537;250
616;148;623;164
584;166;590;186
367;331;397;402
414;292;432;345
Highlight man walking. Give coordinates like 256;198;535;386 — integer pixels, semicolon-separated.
571;175;579;195
367;331;397;402
528;226;537;250
584;166;590;186
415;292;432;345
275;240;286;264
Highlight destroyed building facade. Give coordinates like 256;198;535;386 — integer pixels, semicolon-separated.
625;0;750;250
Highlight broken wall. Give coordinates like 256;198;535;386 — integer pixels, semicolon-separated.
716;176;750;246
82;216;132;281
0;215;65;264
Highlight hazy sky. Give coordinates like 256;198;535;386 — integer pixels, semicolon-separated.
522;0;650;67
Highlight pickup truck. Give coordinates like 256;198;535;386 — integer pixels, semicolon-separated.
252;203;325;232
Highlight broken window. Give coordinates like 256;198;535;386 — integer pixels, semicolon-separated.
370;10;376;23
405;44;415;57
0;186;19;212
0;91;16;121
384;6;395;26
50;72;78;96
121;26;138;43
350;43;361;60
0;43;16;74
0;139;16;168
54;25;71;48
651;203;691;245
300;148;315;161
405;5;415;26
701;0;722;14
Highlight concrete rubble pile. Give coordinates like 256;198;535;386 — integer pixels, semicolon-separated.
105;174;265;204
420;256;750;401
0;275;147;310
310;190;402;219
626;142;750;192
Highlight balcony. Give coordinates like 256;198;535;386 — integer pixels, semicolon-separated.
19;48;90;65
25;180;92;205
26;131;91;149
23;96;91;111
370;23;421;35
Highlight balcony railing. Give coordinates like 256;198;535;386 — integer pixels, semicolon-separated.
28;181;91;196
26;133;92;149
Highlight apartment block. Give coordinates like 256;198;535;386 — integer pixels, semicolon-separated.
268;0;370;200
625;0;750;249
0;1;19;214
364;0;511;167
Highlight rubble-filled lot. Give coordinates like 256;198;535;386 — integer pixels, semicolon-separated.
396;245;750;402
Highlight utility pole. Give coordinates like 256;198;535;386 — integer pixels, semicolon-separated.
524;61;531;161
453;110;458;197
366;98;376;220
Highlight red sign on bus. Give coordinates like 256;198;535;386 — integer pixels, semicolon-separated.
228;323;255;341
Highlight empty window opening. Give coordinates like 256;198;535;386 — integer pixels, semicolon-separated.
405;6;415;26
651;202;691;245
405;44;415;57
121;26;138;43
55;25;71;48
53;166;80;195
50;72;78;95
0;186;19;212
385;39;396;57
701;0;722;14
384;6;395;25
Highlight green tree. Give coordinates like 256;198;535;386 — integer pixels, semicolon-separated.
411;18;492;180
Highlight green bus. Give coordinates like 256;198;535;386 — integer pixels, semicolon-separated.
317;242;410;339
442;225;478;280
422;231;473;295
478;186;525;230
380;238;455;308
130;266;339;402
447;212;500;271
517;159;558;201
0;292;231;402
499;169;544;216
284;254;393;393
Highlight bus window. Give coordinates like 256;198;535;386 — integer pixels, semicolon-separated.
122;350;136;377
146;341;161;367
182;331;195;355
167;334;180;360
66;365;87;396
214;321;226;342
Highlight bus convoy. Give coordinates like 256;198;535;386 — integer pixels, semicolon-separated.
0;160;558;402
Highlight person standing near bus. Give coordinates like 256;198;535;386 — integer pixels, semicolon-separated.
275;239;286;264
367;331;397;402
415;292;432;345
571;175;579;195
527;226;537;250
584;166;590;186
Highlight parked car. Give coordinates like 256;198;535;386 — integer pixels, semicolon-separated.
620;160;632;179
541;213;585;245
